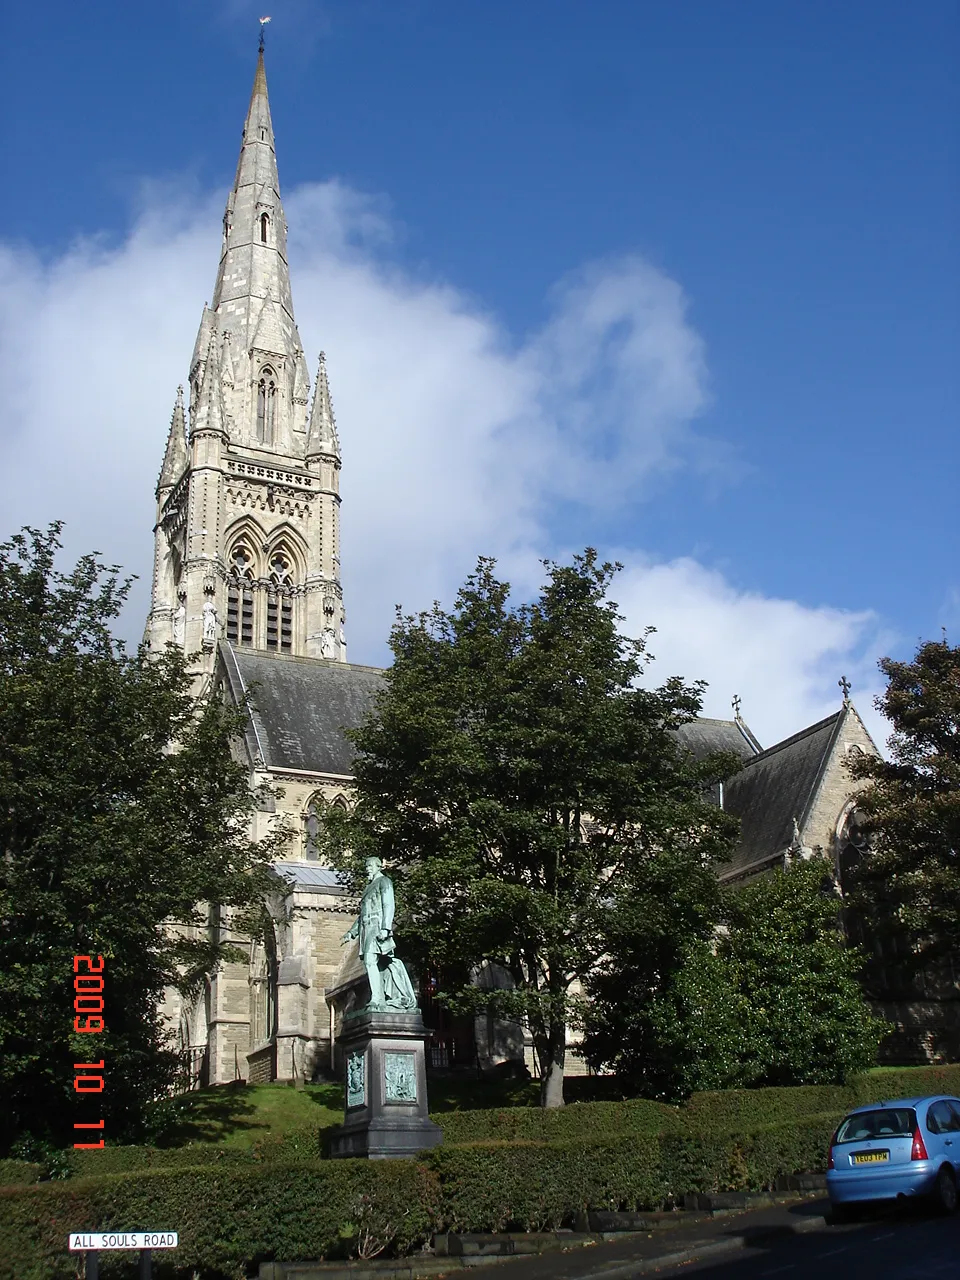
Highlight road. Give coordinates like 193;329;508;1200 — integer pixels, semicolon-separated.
470;1198;960;1280
653;1208;960;1278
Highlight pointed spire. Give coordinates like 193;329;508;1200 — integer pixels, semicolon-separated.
192;337;227;438
157;387;188;492
207;47;297;355
307;352;340;458
239;47;276;188
190;305;216;378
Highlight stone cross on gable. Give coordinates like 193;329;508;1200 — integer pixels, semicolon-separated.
839;675;851;702
732;694;742;719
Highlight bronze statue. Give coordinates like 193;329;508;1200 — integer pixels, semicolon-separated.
342;856;418;1012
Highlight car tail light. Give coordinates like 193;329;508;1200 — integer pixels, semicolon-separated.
828;1130;838;1169
911;1127;928;1161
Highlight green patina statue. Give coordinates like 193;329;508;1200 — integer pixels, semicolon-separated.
341;856;418;1013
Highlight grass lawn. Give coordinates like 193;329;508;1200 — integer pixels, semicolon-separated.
153;1074;538;1148
160;1083;344;1148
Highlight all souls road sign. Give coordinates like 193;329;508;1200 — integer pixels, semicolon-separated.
69;1232;178;1251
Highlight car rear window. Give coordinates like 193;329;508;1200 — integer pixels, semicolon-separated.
835;1108;917;1143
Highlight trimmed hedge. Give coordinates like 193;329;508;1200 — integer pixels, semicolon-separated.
434;1097;680;1145
70;1145;258;1179
436;1065;960;1146
0;1160;42;1187
0;1115;839;1277
425;1115;838;1232
425;1138;666;1231
7;1066;960;1277
66;1127;329;1180
681;1086;848;1133
658;1114;837;1200
0;1161;438;1280
849;1065;960;1105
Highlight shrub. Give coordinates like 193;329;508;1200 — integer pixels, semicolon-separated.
70;1145;258;1179
658;1114;837;1199
0;1160;42;1187
425;1137;667;1231
680;1086;851;1133
434;1097;679;1145
851;1065;960;1105
0;1161;438;1280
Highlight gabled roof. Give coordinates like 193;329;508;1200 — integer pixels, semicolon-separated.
721;709;846;879
220;644;385;775
673;716;761;765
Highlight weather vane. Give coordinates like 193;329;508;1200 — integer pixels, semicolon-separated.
259;15;272;53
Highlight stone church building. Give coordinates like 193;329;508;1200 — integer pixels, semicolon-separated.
146;53;932;1089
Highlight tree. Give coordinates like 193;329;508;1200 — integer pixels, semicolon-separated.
584;857;885;1097
581;874;750;1102
719;857;887;1086
846;638;960;968
0;525;280;1152
321;551;740;1107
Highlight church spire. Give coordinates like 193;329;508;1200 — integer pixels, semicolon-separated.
192;336;227;438
157;386;188;493
148;45;347;666
306;352;341;459
209;48;299;361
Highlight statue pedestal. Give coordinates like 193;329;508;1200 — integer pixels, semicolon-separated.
328;1010;443;1160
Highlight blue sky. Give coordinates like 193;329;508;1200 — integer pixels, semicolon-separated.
2;0;957;747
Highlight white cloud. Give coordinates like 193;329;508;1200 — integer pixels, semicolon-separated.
610;556;890;752
0;178;889;747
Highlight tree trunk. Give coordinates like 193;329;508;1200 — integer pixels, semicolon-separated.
538;1020;566;1108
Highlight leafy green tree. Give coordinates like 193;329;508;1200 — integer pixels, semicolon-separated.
321;551;739;1106
719;857;887;1086
0;525;280;1152
846;638;960;968
584;857;884;1097
582;890;750;1102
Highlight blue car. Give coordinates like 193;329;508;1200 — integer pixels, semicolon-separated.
826;1095;960;1218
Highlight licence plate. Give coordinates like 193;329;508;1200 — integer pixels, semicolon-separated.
852;1151;889;1164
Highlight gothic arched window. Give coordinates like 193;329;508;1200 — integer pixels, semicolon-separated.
260;213;269;243
250;924;278;1046
303;795;322;862
226;543;255;645
266;549;293;653
256;368;277;444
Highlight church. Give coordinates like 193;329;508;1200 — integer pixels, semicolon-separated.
145;51;932;1089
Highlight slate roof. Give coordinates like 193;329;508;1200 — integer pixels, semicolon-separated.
272;862;349;894
720;709;845;880
220;645;385;775
673;717;762;764
220;644;847;884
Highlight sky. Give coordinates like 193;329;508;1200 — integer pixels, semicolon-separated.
1;0;957;751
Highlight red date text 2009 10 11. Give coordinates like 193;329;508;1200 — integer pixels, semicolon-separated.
73;954;105;1150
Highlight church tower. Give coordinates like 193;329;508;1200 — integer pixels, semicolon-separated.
146;49;346;671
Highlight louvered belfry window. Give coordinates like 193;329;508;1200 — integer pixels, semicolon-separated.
266;550;293;653
227;544;255;646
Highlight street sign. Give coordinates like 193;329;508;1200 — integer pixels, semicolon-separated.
68;1233;178;1251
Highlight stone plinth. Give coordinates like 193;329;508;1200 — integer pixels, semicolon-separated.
327;1010;443;1160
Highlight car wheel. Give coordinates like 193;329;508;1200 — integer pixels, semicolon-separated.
934;1165;958;1214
